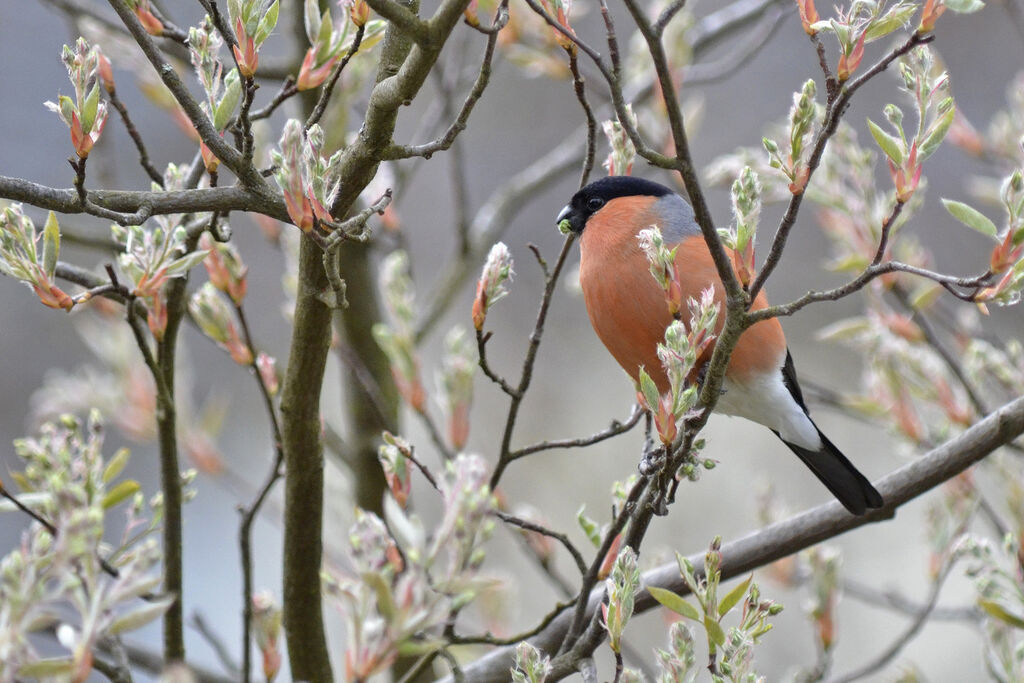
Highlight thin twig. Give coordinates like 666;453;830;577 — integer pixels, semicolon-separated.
507;404;644;461
488;235;577;489
304;24;367;130
190;612;241;678
830;562;957;683
476;330;519;397
450;599;577;646
494;510;588;575
235;302;284;683
567;51;597;188
383;0;509;160
107;87;165;186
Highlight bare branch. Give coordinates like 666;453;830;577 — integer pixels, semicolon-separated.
508;404;644;461
383;0;509;160
494;510;588;576
488;235;577;489
0;175;289;224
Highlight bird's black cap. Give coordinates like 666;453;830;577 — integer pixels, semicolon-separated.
556;176;674;233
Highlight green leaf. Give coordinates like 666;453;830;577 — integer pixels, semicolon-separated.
316;8;333;49
979;599;1024;628
103;447;131;484
255;0;280;44
637;367;661;413
942;198;998;238
866;118;904;164
163;249;211;279
42;211;60;279
363;571;396;620
945;0;984;13
17;658;75;677
919;102;955;161
81;83;100;133
718;574;753;618
303;0;321;44
864;4;917;41
108;596;175;634
704;615;727;647
648;585;701;621
576;505;601;547
103;479;141;509
909;282;943;310
214;70;241;131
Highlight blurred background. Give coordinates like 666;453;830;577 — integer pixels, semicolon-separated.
2;0;1023;680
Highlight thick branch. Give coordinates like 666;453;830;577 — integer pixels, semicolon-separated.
451;394;1024;682
0;177;289;224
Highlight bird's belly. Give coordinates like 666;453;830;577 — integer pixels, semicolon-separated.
716;373;822;450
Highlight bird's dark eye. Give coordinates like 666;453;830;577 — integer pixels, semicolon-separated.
586;197;605;212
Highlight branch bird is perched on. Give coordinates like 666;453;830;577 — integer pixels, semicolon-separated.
557;176;883;515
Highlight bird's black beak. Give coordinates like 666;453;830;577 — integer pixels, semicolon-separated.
556;204;584;234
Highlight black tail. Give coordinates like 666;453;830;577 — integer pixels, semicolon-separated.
778;428;883;515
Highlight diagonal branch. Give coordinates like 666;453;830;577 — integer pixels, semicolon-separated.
451;393;1024;682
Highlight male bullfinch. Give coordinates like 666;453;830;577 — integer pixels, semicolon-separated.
557;176;883;516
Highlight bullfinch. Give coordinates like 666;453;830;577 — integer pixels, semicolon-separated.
557;176;883;515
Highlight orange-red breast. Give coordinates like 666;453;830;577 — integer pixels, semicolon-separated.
557;176;883;515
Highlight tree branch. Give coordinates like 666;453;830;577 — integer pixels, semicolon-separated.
450;394;1024;682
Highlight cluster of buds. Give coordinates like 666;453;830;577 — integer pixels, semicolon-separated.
867;47;954;204
539;0;576;54
112;215;209;340
601;547;640;655
45;38;109;159
127;0;163;35
189;283;253;365
378;431;413;507
199;232;248;305
373;251;426;411
251;591;282;681
437;326;477;450
799;2;918;81
637;281;719;446
510;642;552;683
650;538;781;677
298;0;377;90
952;533;1024;677
0;206;72;311
637;226;683;318
718;580;782;680
189;18;241;172
326;455;495;680
963;169;1024;308
271;120;343;232
763;79;817;195
0;414;170;682
472;242;514;330
654;622;698;682
602;106;638;177
719;166;762;288
227;0;279;78
430;454;497;579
